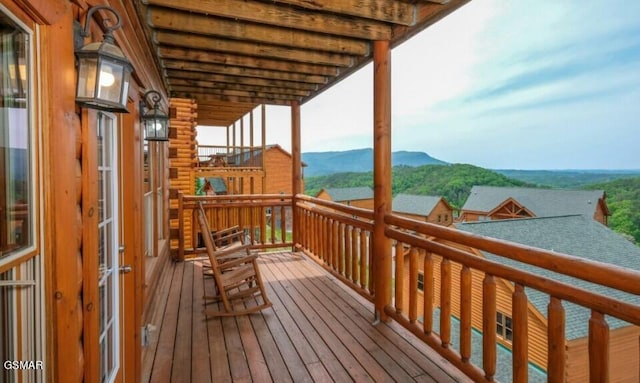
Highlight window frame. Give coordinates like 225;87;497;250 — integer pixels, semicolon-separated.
496;311;513;342
0;3;38;272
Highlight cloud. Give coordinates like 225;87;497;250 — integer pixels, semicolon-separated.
205;0;640;170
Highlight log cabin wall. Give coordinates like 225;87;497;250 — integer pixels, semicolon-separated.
168;98;197;256
565;325;640;383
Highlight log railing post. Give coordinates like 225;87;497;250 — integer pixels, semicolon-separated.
483;274;497;380
513;284;529;383
373;39;392;321
589;310;610;383
547;297;566;382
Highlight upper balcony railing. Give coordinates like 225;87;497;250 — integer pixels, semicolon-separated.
176;193;640;382
196;145;263;169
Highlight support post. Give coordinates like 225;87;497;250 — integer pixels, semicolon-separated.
261;105;267;193
373;40;392;322
291;100;302;250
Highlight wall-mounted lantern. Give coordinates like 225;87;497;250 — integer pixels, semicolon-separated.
75;5;132;113
140;90;169;141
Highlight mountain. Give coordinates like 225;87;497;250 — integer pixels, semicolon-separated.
302;148;447;177
495;169;640;188
304;163;531;208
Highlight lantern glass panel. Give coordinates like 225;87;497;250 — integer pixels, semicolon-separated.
77;56;98;99
97;58;125;104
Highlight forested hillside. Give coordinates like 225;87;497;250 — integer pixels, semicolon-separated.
584;177;640;243
496;169;640;188
304;165;640;245
304;164;531;208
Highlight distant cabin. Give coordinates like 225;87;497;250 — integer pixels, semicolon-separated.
401;215;640;382
232;144;306;195
316;187;374;209
392;194;453;226
459;186;609;225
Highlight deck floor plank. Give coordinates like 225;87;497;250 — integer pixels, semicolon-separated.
141;255;175;383
259;255;352;382
203;276;232;383
191;262;212;383
142;252;470;383
267;254;393;382
171;262;193;383
149;262;184;383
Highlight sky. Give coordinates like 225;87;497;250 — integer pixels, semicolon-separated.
198;0;640;170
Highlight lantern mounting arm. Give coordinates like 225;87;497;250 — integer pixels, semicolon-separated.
79;5;122;43
141;90;163;111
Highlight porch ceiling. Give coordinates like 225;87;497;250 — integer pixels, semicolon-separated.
134;0;470;126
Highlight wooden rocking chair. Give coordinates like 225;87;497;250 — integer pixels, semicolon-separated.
195;203;272;317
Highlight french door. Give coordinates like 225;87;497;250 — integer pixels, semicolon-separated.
97;112;121;383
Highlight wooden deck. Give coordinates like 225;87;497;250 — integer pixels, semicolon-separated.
141;251;471;383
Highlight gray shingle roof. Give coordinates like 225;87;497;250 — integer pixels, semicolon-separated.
392;194;445;216
457;215;640;340
322;187;373;202
461;186;606;218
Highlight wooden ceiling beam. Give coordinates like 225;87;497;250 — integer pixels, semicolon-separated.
271;0;415;26
148;7;369;56
196;117;236;127
155;31;353;67
173;92;293;107
171;86;300;102
145;0;392;40
162;58;329;85
169;79;311;98
392;0;470;46
192;100;256;110
159;47;337;77
165;70;318;91
197;110;247;123
197;106;256;116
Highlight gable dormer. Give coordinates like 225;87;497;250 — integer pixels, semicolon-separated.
488;198;536;220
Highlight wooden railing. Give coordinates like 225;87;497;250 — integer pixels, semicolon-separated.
196;144;262;168
293;195;640;382
382;213;640;383
176;193;293;260
295;194;375;301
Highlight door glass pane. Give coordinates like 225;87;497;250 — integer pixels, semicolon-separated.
0;11;32;259
97;113;119;383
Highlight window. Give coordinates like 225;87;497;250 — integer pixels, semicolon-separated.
437;214;442;222
444;214;449;222
143;141;166;257
1;9;42;383
417;272;424;292
496;312;513;341
1;13;32;260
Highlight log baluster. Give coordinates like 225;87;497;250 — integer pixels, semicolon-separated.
483;274;497;381
460;265;472;362
513;284;528;383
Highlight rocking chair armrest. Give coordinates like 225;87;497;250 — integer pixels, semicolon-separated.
214;230;245;246
212;244;252;259
217;254;259;270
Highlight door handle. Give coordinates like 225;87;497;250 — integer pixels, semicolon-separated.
119;265;133;274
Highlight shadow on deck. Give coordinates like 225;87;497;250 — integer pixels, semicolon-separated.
142;251;471;382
